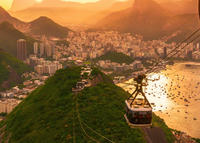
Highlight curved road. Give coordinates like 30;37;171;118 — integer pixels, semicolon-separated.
142;127;168;143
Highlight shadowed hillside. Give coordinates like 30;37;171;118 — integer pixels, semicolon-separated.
0;22;35;56
29;16;71;38
92;0;200;41
0;7;27;32
0;50;31;91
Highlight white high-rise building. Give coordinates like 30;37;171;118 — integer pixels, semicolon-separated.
197;43;199;51
34;42;38;55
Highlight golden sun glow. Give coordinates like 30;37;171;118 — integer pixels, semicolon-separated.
0;0;13;10
119;73;172;112
35;0;43;3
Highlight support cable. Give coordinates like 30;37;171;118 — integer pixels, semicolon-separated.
75;94;100;143
146;28;200;74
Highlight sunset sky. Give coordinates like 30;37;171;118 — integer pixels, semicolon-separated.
0;0;13;10
0;0;173;10
0;0;104;10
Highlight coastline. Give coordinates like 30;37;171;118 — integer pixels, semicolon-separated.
118;61;200;139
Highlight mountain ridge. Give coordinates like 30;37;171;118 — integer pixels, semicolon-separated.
11;0;133;25
0;7;71;39
29;16;71;38
93;0;170;40
92;0;199;41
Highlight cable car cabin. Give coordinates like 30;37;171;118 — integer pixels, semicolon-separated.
125;97;152;126
76;82;85;90
124;74;152;127
81;79;90;87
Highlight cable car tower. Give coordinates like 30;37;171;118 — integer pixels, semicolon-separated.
125;0;200;127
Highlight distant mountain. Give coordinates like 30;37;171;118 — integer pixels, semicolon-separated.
0;7;27;32
12;6;97;25
0;49;31;91
29;16;71;38
0;66;175;142
0;7;71;38
0;22;35;56
93;0;170;40
93;0;200;41
85;0;134;24
11;0;132;25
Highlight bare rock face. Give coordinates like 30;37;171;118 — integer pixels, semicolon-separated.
10;0;36;11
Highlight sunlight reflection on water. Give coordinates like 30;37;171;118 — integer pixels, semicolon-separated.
145;73;173;112
119;62;200;138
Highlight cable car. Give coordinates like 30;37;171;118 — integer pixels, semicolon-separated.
124;0;200;127
125;74;152;127
76;82;85;90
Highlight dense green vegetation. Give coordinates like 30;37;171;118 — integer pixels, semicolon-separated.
0;66;174;143
0;67;81;143
93;51;134;64
0;50;31;90
0;63;9;85
0;22;35;56
0;113;7;117
193;138;200;143
76;83;145;143
30;16;71;38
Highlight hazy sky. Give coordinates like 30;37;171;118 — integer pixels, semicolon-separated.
0;0;104;10
0;0;171;10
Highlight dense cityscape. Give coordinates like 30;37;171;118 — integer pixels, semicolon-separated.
1;30;200;118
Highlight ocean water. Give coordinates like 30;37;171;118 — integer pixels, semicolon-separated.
119;62;200;138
